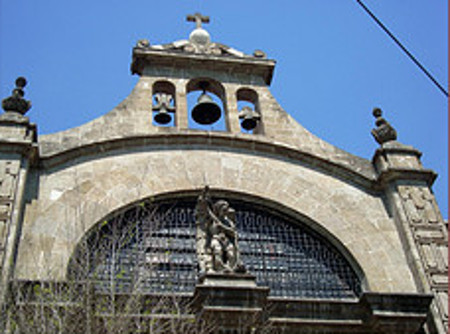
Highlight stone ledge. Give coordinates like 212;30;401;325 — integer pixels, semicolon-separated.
0;140;38;163
269;292;432;333
270;317;364;326
377;168;437;187
38;133;378;191
131;48;276;85
9;280;433;334
197;272;258;287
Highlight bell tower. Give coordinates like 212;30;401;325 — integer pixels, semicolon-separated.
131;13;274;134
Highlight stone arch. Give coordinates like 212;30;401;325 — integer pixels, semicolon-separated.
236;87;258;104
152;80;176;126
67;188;366;298
236;87;263;134
152;80;176;95
16;148;415;293
186;77;228;130
186;77;225;99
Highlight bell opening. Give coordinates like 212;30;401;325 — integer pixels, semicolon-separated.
188;89;226;131
152;92;175;127
192;91;221;125
152;81;176;128
238;100;260;133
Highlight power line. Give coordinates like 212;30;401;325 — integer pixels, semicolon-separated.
355;0;448;98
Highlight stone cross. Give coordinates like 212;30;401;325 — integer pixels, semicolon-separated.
187;13;210;29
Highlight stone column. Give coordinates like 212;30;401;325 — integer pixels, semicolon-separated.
175;80;189;129
224;86;241;134
373;141;448;334
0;78;38;331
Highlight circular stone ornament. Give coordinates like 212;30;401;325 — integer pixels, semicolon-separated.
189;28;211;46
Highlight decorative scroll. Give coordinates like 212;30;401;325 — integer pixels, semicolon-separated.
398;185;448;328
0;161;20;238
400;186;439;225
0;202;11;251
0;159;20;277
73;198;361;299
0;160;20;199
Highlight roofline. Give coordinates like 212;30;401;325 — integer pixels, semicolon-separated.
38;132;378;191
131;48;276;85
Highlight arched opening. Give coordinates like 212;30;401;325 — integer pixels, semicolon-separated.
186;78;227;131
152;80;176;127
237;88;262;134
68;192;364;299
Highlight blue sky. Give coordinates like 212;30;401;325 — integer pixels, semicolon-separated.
1;1;447;217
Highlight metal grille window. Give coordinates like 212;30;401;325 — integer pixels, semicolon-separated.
71;198;361;298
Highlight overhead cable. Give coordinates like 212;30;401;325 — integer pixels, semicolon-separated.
356;0;448;97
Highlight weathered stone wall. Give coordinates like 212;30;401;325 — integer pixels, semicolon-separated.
38;73;376;181
0;110;37;313
2;34;446;333
0;158;21;273
398;184;448;330
16;146;416;293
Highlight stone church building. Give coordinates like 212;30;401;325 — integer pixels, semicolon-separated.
0;13;447;334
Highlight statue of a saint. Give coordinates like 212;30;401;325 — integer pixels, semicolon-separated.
195;186;245;274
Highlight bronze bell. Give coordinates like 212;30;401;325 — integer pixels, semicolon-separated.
192;90;221;125
153;93;175;125
241;115;258;131
239;106;260;131
154;106;172;124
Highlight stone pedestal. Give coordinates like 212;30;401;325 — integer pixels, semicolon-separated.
194;273;270;331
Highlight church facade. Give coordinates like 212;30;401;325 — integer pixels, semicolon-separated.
0;14;447;334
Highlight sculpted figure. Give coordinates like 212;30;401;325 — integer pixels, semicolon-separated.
195;186;245;274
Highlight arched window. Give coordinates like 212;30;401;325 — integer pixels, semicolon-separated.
237;88;262;134
69;197;362;299
152;81;176;126
186;78;227;131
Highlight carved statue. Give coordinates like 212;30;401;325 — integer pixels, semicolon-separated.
195;186;245;274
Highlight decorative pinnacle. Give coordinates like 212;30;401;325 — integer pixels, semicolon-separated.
2;77;32;115
371;107;397;145
187;13;211;46
186;13;210;29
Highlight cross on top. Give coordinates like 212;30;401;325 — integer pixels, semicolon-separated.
186;13;210;29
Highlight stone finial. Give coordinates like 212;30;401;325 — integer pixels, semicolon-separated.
187;13;211;46
253;50;267;58
371;108;397;145
2;77;32;115
136;39;150;48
